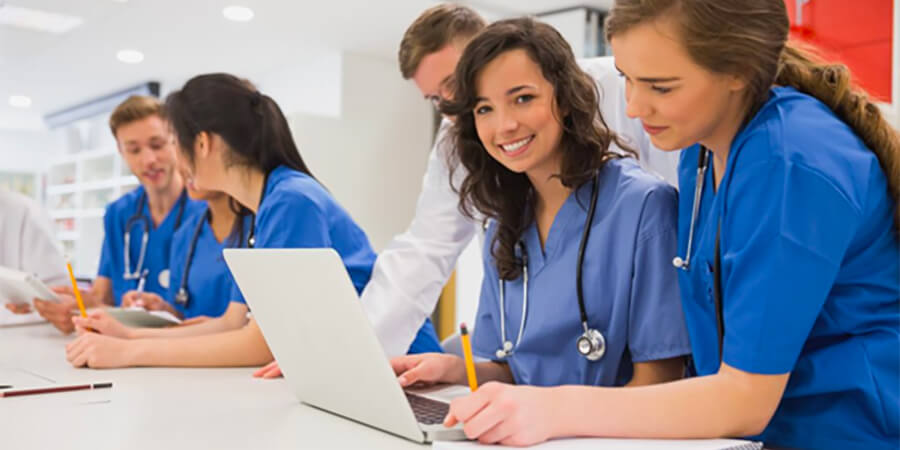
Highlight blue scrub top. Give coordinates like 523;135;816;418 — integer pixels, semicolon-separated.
231;166;442;354
677;87;899;449
97;186;205;305
472;158;691;387
165;208;253;319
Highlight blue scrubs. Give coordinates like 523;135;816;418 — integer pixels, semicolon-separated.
231;166;442;354
472;158;691;386
165;209;253;319
677;87;899;449
97;187;204;305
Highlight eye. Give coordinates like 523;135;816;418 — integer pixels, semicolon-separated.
515;94;534;104
475;104;492;115
651;85;673;94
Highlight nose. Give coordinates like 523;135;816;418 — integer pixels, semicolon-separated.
496;107;519;135
624;85;651;119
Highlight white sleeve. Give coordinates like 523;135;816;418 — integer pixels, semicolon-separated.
581;56;681;187
6;192;68;286
360;121;479;357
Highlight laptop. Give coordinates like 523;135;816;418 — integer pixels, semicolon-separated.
223;248;468;444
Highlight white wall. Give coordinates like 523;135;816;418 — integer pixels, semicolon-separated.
0;130;60;172
287;52;433;251
539;9;587;58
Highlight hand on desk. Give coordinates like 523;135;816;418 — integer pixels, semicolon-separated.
72;310;134;339
391;353;467;387
253;361;283;379
444;382;560;446
32;286;80;335
66;332;134;369
121;290;177;316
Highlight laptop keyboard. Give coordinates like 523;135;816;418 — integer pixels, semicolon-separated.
405;392;450;425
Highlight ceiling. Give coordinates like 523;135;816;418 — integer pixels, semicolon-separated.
0;0;613;131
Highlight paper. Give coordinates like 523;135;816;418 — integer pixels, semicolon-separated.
0;307;45;327
104;307;181;327
433;438;761;450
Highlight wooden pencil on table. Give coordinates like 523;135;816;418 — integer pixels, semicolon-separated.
0;382;112;398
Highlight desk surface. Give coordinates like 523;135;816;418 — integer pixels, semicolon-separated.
0;324;425;450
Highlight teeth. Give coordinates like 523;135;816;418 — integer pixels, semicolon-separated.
500;136;533;152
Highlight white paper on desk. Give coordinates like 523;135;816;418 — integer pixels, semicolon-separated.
103;307;181;327
0;307;45;327
433;438;761;450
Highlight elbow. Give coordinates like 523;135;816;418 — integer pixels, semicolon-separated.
739;413;774;437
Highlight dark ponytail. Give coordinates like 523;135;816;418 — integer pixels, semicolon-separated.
165;73;316;180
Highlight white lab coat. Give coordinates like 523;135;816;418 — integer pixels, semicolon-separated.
361;56;680;356
0;189;68;287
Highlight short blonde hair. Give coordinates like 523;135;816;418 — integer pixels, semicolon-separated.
109;95;164;138
398;3;486;79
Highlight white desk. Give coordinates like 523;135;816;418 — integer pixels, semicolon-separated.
0;323;424;449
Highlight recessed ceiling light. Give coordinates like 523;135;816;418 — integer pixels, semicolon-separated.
116;49;144;64
9;95;32;108
223;5;254;22
0;4;83;34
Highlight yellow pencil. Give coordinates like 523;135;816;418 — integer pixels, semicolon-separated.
460;323;478;391
65;261;87;318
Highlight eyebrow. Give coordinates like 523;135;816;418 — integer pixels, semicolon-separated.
615;65;681;83
475;84;535;103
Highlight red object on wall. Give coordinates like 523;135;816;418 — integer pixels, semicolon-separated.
786;0;893;102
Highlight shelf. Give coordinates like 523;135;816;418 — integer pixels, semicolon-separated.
50;148;118;166
49;208;105;219
46;176;138;195
57;231;80;241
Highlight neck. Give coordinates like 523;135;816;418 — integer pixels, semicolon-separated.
527;161;570;249
699;99;747;190
206;194;237;243
145;173;184;226
222;165;266;213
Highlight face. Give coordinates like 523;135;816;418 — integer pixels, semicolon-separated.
610;20;747;151
412;43;463;115
174;131;228;194
177;161;221;201
472;48;564;179
116;115;179;191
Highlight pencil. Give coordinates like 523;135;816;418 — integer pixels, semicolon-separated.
65;260;87;318
0;382;112;398
460;323;478;391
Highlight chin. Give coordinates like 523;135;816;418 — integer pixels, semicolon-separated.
648;135;690;152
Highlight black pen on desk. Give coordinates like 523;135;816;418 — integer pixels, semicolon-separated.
0;385;11;390
0;382;112;398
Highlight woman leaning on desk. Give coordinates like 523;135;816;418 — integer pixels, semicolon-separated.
423;0;900;448
65;73;444;368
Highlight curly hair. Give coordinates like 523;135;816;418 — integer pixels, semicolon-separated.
442;17;634;280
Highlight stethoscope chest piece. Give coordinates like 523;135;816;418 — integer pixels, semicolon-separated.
576;328;606;361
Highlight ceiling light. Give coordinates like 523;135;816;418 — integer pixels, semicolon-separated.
116;49;144;64
223;5;254;22
9;95;32;108
0;4;83;34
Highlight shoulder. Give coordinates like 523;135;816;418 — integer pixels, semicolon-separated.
0;189;36;218
734;88;878;214
601;158;677;204
262;168;331;219
104;186;143;220
599;158;678;238
172;208;206;242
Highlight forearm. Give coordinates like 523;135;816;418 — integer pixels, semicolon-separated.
128;321;272;367
130;303;248;338
555;369;778;439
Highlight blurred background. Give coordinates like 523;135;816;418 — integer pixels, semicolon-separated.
0;0;896;337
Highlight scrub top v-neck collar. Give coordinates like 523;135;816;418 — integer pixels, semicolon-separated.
521;183;592;279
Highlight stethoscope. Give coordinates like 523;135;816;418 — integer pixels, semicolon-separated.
123;189;188;281
672;147;711;271
495;174;607;362
174;207;254;308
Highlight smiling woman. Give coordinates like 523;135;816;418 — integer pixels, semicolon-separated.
388;17;691;446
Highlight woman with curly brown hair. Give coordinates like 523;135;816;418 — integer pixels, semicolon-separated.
390;14;691;435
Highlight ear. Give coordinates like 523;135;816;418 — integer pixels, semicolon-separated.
195;131;211;159
727;73;748;92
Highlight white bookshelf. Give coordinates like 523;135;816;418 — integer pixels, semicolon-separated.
46;148;138;278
